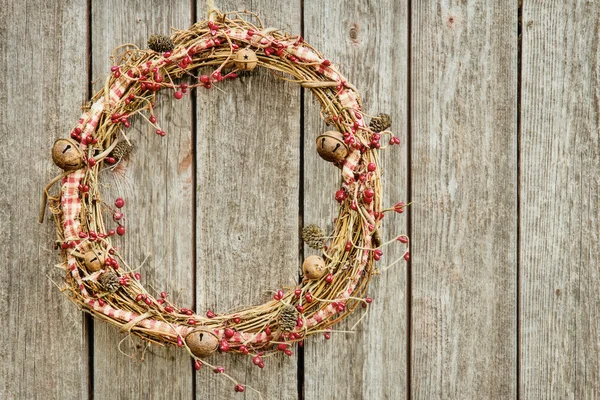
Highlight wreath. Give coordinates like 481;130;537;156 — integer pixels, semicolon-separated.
40;9;409;394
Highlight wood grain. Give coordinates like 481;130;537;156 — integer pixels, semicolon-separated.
0;1;89;399
91;1;194;399
521;2;600;398
411;2;517;399
303;1;409;399
194;2;301;399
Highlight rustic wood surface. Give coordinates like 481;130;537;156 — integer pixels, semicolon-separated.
521;2;600;399
1;1;599;399
194;1;300;399
303;1;408;399
0;1;89;399
90;1;195;399
410;1;517;399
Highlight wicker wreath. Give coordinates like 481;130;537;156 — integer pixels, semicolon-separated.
40;10;408;394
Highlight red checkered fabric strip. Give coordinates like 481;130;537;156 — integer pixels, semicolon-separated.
61;170;85;241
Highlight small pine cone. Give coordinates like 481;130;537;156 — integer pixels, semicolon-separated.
278;304;298;332
110;141;133;161
302;224;325;250
369;113;392;133
147;34;175;53
99;272;120;293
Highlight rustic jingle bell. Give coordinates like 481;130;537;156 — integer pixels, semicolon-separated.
185;328;219;358
316;131;349;163
84;249;106;272
302;255;327;280
234;48;258;71
52;138;84;170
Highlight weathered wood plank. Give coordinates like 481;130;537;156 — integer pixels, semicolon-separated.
411;2;517;399
194;2;301;399
521;2;600;398
91;1;194;399
0;1;89;399
303;1;408;399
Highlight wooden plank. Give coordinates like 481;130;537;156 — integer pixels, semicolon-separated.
303;1;408;399
0;1;89;399
411;2;517;399
91;1;194;399
521;2;600;398
194;2;301;399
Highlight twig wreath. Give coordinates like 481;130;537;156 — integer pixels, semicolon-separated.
40;9;409;394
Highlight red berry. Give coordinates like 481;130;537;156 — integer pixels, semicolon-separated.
105;156;116;164
214;366;225;374
144;297;152;305
116;226;126;236
233;317;241;324
239;345;249;355
345;241;352;251
404;252;411;261
284;349;293;356
277;343;287;351
324;333;331;340
234;384;245;393
177;336;183;347
365;297;373;304
136;294;144;302
108;229;115;236
160;291;167;298
114;198;125;208
113;212;123;221
294;288;302;297
252;355;262;365
224;328;234;338
367;162;377;172
335;189;347;203
88;157;96;167
325;273;334;284
188;318;196;325
398;235;408;243
165;306;174;313
194;360;203;370
149;115;157;124
220;340;230;352
200;75;210;84
174;91;183;99
296;305;304;313
206;310;215;318
364;188;374;198
265;325;271;335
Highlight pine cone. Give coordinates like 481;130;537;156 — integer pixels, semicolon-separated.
369;113;392;133
147;34;175;53
99;272;120;293
278;304;298;332
302;224;325;250
110;141;133;161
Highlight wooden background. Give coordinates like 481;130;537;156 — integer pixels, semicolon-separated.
1;0;598;399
